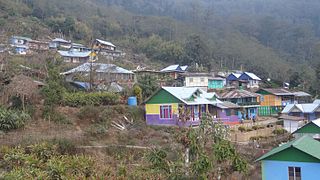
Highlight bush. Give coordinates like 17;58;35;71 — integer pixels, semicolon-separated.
0;108;30;131
272;128;287;135
62;92;120;107
238;126;246;132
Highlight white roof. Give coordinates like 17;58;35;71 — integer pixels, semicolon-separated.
161;64;181;72
52;38;70;43
292;91;311;97
96;39;116;47
62;63;133;75
312;118;320;128
231;73;242;78
282;103;320;113
243;72;261;80
58;51;90;58
314;99;320;104
180;65;188;71
162;87;219;105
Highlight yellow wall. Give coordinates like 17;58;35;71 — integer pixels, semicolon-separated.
260;95;282;106
146;103;179;114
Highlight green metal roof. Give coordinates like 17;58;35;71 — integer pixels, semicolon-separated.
256;135;320;162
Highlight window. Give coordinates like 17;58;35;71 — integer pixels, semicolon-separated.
200;78;205;82
160;105;172;119
189;78;193;83
226;109;231;116
288;167;301;180
260;95;264;102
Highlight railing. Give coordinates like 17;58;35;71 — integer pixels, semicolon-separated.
237;102;260;106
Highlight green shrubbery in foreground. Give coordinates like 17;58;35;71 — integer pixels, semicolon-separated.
62;92;120;107
0;107;30;131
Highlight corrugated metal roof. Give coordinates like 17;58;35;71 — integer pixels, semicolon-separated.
162;87;219;105
215;101;240;109
96;39;116;47
160;64;181;72
58;50;91;58
220;89;259;99
256;135;320;162
278;114;305;121
180;65;188;71
52;38;70;43
292;91;311;97
313;99;320;104
243;72;261;80
260;88;294;96
282;103;320;113
231;73;241;78
12;36;32;41
312;118;320;128
62;63;133;75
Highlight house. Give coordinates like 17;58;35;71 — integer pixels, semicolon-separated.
70;43;90;52
282;103;320;121
93;39;116;51
220;89;260;120
61;63;135;87
279;114;306;133
226;72;261;89
256;135;320;180
10;36;32;55
293;91;312;104
183;73;212;90
211;101;241;124
208;77;225;90
58;51;91;63
49;38;72;49
256;88;295;116
226;72;242;87
28;40;49;51
160;64;188;79
238;72;261;88
145;87;221;126
292;118;320;139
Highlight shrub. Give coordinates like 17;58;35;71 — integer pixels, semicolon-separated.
272;128;287;135
238;126;246;132
0;108;30;131
62;92;120;107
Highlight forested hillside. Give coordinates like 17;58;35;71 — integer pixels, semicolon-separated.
0;0;319;94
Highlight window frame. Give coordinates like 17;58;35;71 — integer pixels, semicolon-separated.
160;105;173;119
288;166;301;180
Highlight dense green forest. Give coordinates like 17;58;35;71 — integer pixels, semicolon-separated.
0;0;319;95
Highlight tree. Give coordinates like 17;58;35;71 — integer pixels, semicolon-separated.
184;35;211;71
137;75;159;100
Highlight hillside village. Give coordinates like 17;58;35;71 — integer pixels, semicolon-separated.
0;33;319;179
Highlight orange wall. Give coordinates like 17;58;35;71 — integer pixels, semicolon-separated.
259;95;282;106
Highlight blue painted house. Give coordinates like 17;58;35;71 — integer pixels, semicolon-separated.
256;135;320;180
208;77;225;89
220;89;260;120
282;103;320;121
238;72;261;88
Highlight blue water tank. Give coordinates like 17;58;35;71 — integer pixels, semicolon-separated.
128;96;137;106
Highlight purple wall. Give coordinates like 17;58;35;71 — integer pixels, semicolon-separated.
146;114;200;126
217;109;240;124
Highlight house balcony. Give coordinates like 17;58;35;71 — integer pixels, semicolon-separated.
237;101;260;107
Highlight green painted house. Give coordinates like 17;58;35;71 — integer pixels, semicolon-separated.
208;77;225;89
293;118;320;139
256;135;320;180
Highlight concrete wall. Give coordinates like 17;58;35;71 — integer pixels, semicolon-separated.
185;76;208;87
262;160;320;180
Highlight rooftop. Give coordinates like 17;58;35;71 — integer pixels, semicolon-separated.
96;39;116;47
256;135;320;162
62;63;133;75
292;91;312;97
282;103;320;113
58;50;91;58
241;72;261;81
160;64;187;72
220;89;259;99
258;88;294;96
